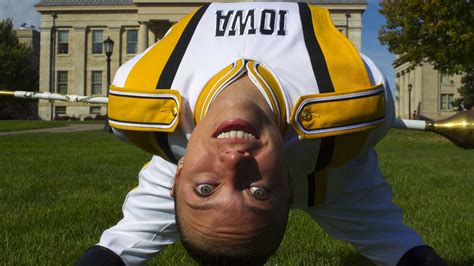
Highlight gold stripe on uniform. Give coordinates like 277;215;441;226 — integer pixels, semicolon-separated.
295;85;385;138
309;6;376;170
308;6;371;91
306;6;379;205
108;87;181;132
121;131;172;161
315;169;328;204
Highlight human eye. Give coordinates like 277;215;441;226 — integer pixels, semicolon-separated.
195;184;216;197
249;186;270;200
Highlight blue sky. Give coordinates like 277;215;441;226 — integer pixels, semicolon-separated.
0;0;396;90
361;0;396;90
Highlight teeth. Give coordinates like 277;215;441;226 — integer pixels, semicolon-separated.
217;130;256;139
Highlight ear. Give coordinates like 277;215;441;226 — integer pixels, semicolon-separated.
171;158;184;197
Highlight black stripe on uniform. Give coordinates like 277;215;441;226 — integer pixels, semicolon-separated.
154;4;209;163
307;136;335;207
156;3;210;89
314;137;335;172
299;3;336;207
154;132;178;164
298;3;334;93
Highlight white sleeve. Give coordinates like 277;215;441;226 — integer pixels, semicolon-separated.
304;149;423;266
98;155;178;265
360;53;396;150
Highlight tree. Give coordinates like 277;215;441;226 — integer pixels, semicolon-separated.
457;68;474;110
0;18;39;118
0;18;38;91
379;0;474;108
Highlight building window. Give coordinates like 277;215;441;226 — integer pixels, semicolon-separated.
91;71;102;95
90;106;101;115
55;106;66;117
57;30;69;54
440;93;454;110
92;30;103;54
127;29;138;54
57;71;68;94
440;74;452;84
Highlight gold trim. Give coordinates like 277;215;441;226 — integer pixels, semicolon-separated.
291;85;385;139
108;88;181;132
250;61;288;134
0;91;15;96
194;59;245;124
194;60;287;135
427;111;474;149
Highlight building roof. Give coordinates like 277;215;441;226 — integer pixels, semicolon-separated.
36;0;366;6
36;0;133;6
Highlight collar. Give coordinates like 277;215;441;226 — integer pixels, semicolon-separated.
194;59;287;134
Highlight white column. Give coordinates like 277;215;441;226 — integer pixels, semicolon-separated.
73;27;86;95
148;25;156;47
408;70;415;118
415;67;423;115
38;27;53;120
404;70;411;119
108;27;121;82
399;71;405;119
138;22;149;53
395;73;400;117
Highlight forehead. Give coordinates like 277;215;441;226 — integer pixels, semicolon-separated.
178;196;274;237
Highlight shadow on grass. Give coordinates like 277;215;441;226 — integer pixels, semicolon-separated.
338;252;374;266
445;258;474;266
266;250;373;266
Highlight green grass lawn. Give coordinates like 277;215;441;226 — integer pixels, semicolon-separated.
0;120;102;132
0;129;472;265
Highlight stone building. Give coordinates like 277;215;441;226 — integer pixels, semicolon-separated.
35;0;367;120
16;27;41;60
395;62;463;120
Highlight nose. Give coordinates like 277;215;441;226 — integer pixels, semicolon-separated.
219;149;251;166
219;150;257;189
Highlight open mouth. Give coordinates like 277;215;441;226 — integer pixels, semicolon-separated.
213;119;259;140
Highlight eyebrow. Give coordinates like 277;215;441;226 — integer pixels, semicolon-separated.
185;201;217;211
184;200;275;216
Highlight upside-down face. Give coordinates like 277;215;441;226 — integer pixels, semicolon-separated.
172;75;292;257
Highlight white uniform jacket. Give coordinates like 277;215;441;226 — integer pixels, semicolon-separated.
100;2;423;265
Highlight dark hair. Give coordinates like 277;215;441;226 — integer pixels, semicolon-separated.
174;197;282;266
179;235;271;266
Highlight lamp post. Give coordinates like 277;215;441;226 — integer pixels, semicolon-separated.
103;36;114;132
408;84;413;119
345;12;351;38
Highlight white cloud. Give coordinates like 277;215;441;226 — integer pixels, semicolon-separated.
0;0;41;29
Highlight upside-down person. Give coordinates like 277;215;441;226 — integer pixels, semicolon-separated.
77;2;446;266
